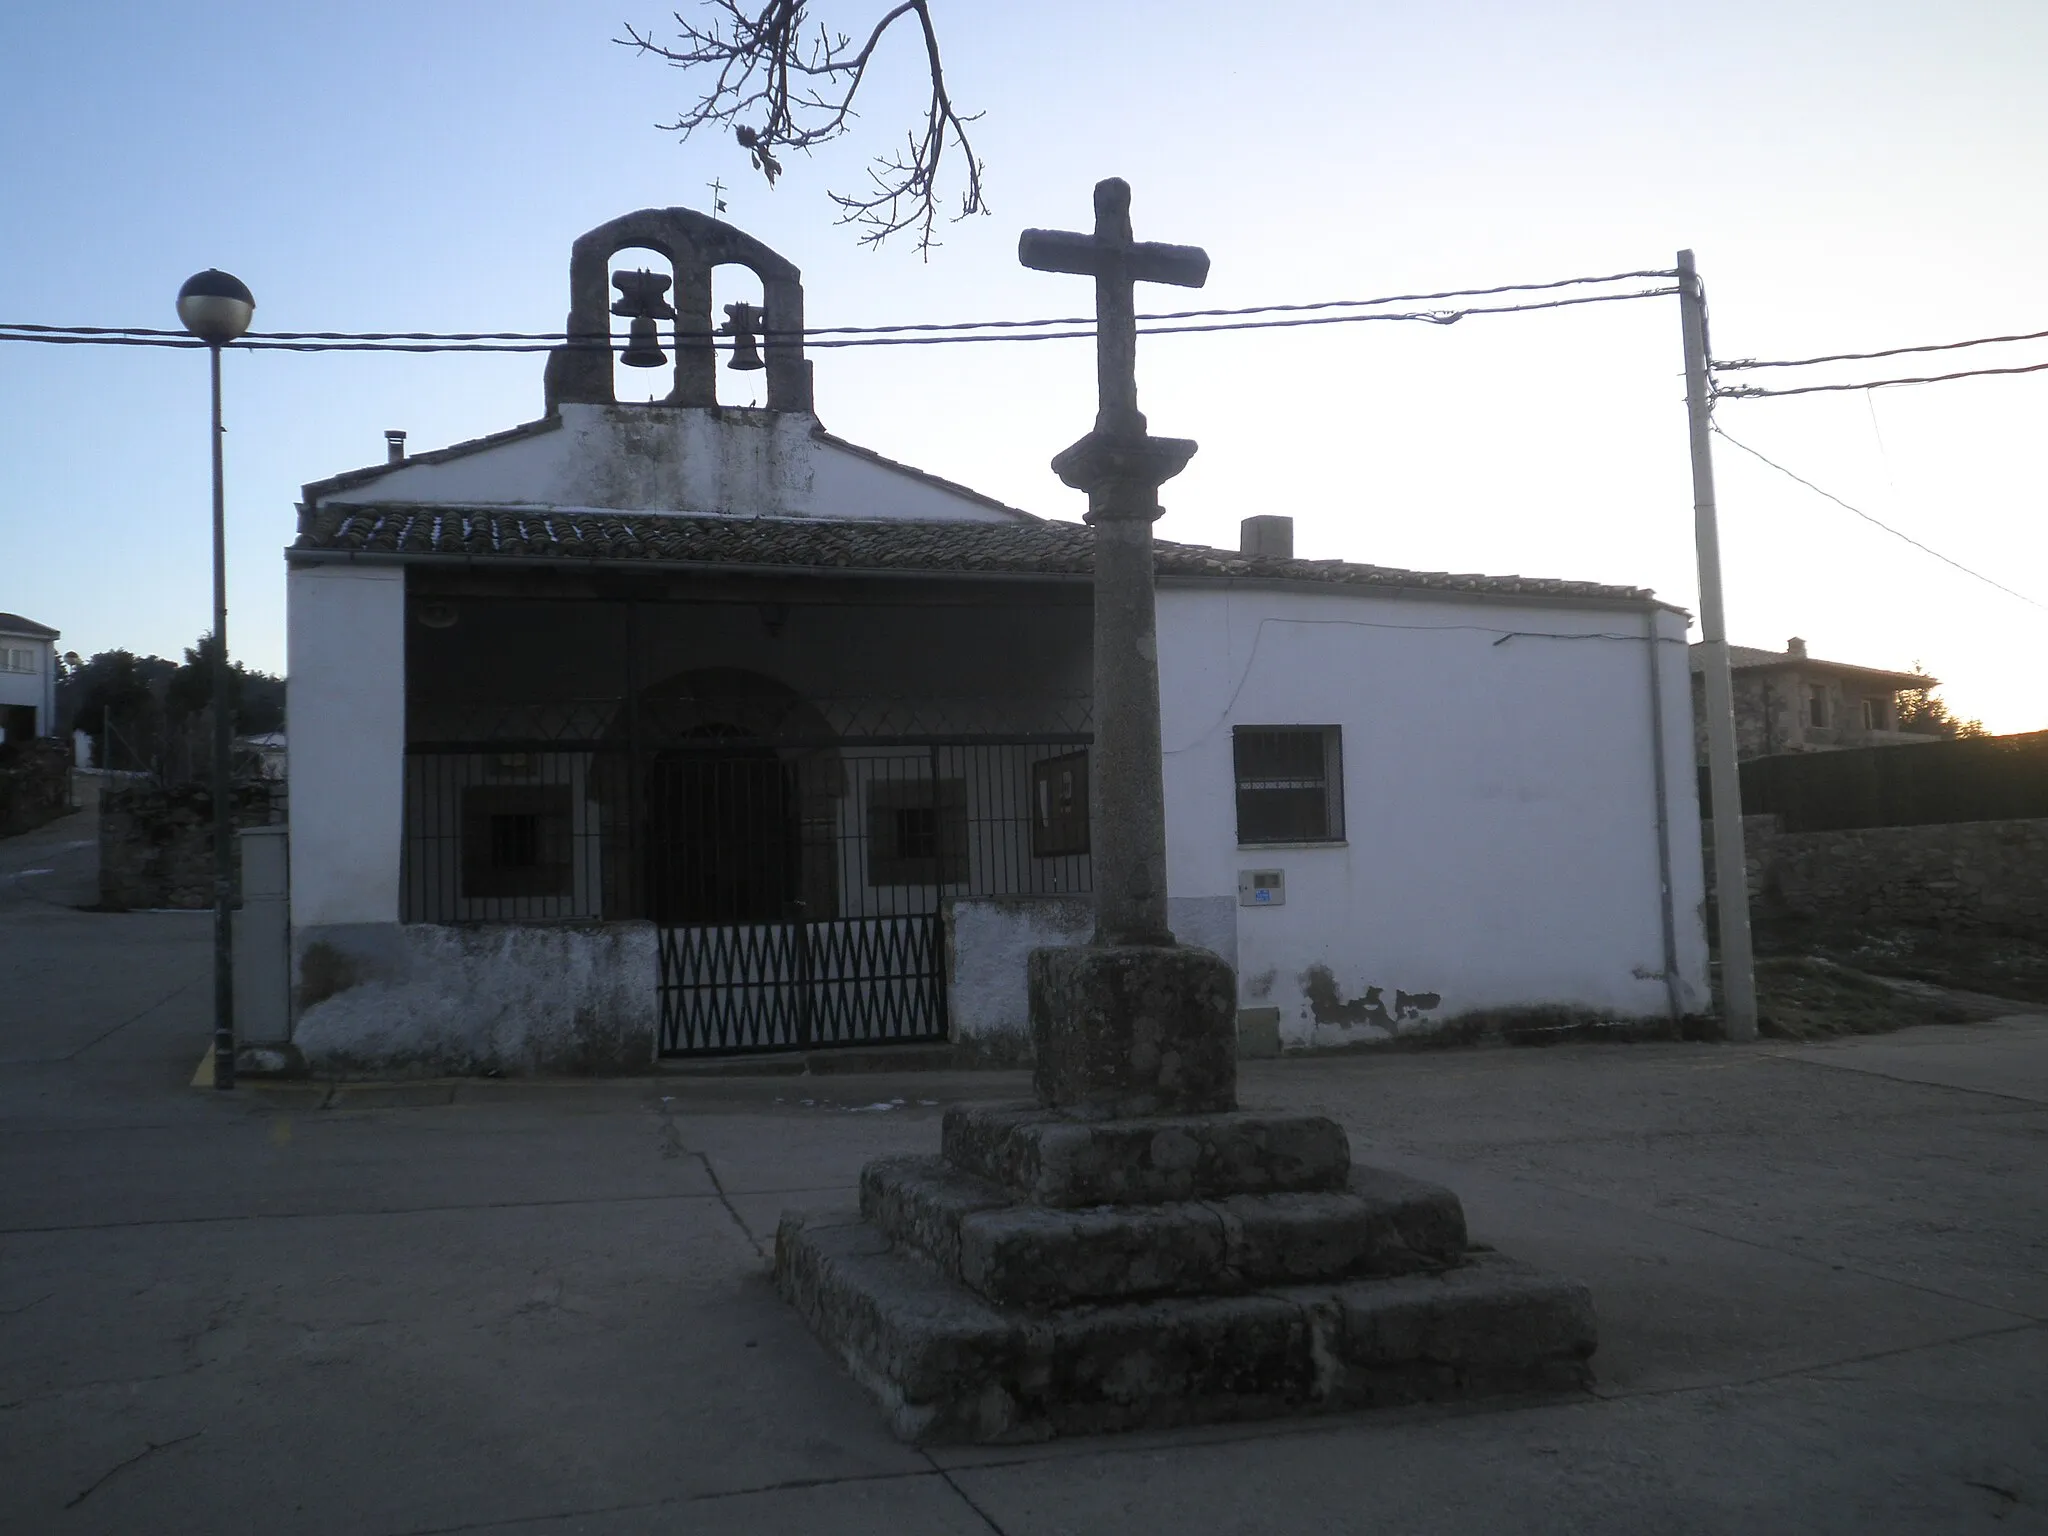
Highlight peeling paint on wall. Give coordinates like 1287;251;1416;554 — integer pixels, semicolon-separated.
1300;965;1442;1030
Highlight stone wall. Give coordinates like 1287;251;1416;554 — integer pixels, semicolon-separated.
99;781;281;910
0;738;71;835
1706;814;2048;937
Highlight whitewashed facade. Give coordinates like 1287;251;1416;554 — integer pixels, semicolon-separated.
278;208;1708;1073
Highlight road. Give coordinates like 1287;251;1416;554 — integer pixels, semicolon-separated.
3;796;2046;1533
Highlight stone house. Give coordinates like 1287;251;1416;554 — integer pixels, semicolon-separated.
0;612;59;744
279;206;1710;1074
1690;637;1936;763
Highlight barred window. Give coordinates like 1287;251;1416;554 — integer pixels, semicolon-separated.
866;778;969;887
1233;726;1344;844
461;784;573;899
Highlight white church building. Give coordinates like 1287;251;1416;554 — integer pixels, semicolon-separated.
281;207;1709;1074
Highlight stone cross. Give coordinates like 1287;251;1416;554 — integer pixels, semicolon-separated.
1019;178;1209;440
1020;179;1209;951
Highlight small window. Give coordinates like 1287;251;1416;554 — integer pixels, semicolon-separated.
867;778;968;887
461;784;572;899
1030;750;1090;857
1234;726;1344;844
1862;698;1883;731
0;648;34;674
1807;686;1828;729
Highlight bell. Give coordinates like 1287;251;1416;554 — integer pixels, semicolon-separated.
723;302;766;372
620;315;667;369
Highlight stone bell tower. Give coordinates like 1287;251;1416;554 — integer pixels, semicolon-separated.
542;207;814;413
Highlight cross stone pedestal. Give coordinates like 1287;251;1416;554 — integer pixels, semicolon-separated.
774;177;1595;1442
774;1002;1597;1444
775;942;1595;1445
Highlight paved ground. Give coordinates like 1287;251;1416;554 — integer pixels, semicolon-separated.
4;802;2047;1533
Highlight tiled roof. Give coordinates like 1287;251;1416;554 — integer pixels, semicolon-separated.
0;612;57;638
292;505;1656;604
1689;641;1929;687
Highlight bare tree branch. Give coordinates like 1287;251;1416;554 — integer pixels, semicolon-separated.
619;2;987;255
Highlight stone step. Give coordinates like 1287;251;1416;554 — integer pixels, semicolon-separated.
776;1208;1597;1445
942;1103;1351;1208
860;1156;1467;1310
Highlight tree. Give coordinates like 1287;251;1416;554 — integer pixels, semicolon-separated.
620;1;986;254
1895;664;1986;739
166;634;288;737
56;638;286;776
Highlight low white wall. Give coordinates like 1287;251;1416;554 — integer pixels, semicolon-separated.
1157;586;1709;1048
288;564;406;930
291;921;657;1076
320;405;1021;522
946;893;1239;1061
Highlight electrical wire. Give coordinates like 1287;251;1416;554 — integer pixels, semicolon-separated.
1715;325;2048;372
1714;358;2048;399
1709;423;2047;612
0;268;1677;354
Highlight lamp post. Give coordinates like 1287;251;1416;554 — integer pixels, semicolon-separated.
177;269;255;1091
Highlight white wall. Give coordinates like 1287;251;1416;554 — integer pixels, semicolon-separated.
288;564;406;928
320;404;1021;523
0;633;55;736
1156;585;1708;1047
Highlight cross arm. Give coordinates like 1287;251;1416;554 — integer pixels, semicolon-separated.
1018;230;1211;290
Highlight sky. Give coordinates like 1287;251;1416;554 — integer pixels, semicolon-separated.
3;0;2045;731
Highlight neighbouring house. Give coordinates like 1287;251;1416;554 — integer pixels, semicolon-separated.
0;613;59;745
238;731;288;781
279;206;1709;1075
1691;637;1937;763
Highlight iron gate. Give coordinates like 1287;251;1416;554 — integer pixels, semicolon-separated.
657;914;947;1054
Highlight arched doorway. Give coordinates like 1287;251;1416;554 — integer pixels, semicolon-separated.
644;726;801;925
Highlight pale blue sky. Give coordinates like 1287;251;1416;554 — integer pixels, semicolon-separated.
4;1;2044;728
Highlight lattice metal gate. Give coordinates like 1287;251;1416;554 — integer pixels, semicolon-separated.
657;915;948;1054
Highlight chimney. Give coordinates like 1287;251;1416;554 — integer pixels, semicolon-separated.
1787;636;1807;658
385;429;407;464
1240;515;1294;560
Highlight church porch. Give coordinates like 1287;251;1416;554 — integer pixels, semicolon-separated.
287;552;1100;1075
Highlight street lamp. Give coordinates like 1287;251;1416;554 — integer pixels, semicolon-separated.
177;269;255;1091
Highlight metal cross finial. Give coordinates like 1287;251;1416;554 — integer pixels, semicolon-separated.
1019;178;1209;440
707;176;729;215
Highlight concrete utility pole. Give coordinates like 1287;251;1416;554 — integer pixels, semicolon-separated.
1676;249;1758;1041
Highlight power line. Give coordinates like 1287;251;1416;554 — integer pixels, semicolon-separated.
1715;324;2048;372
1709;422;2047;612
1714;358;2048;399
0;286;1675;353
0;268;1677;354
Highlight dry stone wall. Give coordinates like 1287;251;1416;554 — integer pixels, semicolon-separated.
1706;814;2048;937
99;781;281;910
0;739;72;835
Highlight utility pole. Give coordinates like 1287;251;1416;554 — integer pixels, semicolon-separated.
1676;249;1758;1041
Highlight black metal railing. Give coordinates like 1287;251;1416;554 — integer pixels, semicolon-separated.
402;733;1093;1054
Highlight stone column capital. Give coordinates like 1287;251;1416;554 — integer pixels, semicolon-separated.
1051;431;1199;523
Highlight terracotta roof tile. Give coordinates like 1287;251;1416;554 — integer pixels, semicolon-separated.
292;505;1654;603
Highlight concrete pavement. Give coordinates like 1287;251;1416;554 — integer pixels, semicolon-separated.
3;812;2046;1532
